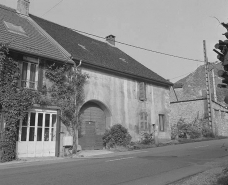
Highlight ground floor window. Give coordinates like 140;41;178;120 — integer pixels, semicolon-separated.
16;109;58;157
159;114;165;132
17;110;57;142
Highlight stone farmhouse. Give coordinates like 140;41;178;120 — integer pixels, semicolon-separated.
0;0;172;157
170;64;228;136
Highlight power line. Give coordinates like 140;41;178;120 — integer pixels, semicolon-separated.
41;0;64;17
0;4;205;63
69;28;205;63
169;72;193;80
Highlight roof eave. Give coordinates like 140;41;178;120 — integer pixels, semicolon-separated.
73;59;173;87
9;47;74;65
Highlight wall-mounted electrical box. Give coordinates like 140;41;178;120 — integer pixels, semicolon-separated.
63;136;73;146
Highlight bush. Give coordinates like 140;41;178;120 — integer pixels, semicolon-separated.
217;175;228;185
187;126;201;139
202;126;213;138
102;124;132;149
176;118;202;139
139;132;154;145
171;124;178;140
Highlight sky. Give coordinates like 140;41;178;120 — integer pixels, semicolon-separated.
1;0;228;82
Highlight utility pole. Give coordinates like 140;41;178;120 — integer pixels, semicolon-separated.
203;40;213;132
211;68;217;102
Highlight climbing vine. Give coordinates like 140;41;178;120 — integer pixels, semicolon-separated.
0;43;40;162
45;62;89;154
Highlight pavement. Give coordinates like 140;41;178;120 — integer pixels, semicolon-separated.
0;149;115;165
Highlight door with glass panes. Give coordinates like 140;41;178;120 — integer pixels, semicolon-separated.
16;110;57;157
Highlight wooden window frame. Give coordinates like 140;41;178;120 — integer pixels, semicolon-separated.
159;114;165;132
20;57;39;90
139;112;148;131
139;82;147;101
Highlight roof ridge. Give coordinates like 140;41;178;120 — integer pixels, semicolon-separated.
30;14;112;46
0;4;16;13
27;17;74;64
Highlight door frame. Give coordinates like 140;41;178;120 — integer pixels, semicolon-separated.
16;109;58;157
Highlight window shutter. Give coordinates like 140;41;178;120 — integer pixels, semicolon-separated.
38;61;44;91
139;82;146;101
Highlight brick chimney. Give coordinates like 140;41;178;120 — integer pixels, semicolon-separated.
106;35;115;46
17;0;30;16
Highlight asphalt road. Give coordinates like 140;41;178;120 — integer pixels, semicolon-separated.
1;139;228;185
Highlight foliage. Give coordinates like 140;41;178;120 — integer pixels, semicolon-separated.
217;172;228;185
45;62;88;154
139;132;154;145
171;124;179;140
0;43;40;162
102;124;132;148
171;117;213;140
201;118;214;138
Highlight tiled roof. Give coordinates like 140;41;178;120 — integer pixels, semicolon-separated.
30;14;172;86
0;4;73;63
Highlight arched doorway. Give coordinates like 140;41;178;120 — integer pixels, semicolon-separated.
79;100;111;150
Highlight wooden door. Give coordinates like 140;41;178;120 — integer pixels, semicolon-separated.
79;102;106;150
85;121;96;149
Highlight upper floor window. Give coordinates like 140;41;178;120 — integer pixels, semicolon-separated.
139;82;146;101
159;114;165;132
20;57;38;90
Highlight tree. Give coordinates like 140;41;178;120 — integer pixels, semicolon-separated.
46;61;88;154
0;43;40;162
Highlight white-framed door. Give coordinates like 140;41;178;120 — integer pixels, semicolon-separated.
16;109;57;157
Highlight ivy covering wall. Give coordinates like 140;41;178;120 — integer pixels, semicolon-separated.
0;43;40;162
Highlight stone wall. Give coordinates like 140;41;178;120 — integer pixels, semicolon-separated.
170;99;228;137
170;99;206;125
212;102;228;136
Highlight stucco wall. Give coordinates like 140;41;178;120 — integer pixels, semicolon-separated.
82;68;171;141
41;64;171;155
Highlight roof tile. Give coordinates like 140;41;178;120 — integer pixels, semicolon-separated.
0;4;72;63
30;14;172;86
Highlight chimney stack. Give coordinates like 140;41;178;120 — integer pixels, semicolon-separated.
106;35;115;46
17;0;30;16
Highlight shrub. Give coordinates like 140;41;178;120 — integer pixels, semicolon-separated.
177;119;189;138
139;132;154;145
187;126;201;139
172;117;214;141
102;124;132;148
171;124;178;140
217;175;228;185
176;118;202;139
202;126;213;138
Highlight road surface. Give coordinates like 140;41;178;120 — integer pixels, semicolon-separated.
0;139;228;185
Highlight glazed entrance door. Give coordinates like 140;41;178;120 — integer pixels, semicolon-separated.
17;110;57;157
